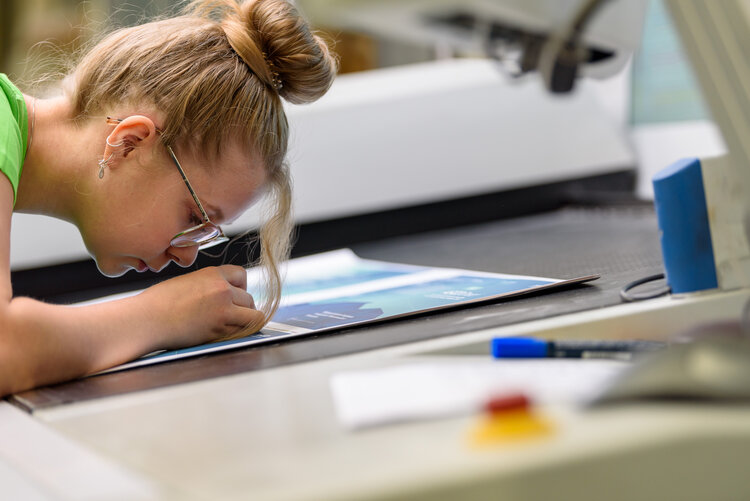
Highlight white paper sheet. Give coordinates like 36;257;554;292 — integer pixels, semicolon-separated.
330;360;629;429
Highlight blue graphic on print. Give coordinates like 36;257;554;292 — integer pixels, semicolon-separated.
282;267;411;296
272;275;553;330
272;302;384;329
138;331;275;362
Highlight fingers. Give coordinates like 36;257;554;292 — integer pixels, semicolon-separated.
226;304;265;331
201;265;263;334
217;265;247;291
227;280;261;331
230;286;255;309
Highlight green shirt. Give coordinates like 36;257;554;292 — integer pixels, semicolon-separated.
0;74;28;206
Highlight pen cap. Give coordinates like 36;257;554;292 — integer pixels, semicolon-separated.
491;337;548;358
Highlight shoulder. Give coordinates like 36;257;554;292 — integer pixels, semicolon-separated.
0;74;28;206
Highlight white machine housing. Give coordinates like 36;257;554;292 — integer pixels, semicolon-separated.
309;0;750;294
665;0;750;291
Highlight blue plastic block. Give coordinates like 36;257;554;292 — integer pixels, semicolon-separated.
652;157;718;293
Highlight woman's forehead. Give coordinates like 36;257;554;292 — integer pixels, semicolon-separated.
180;135;263;170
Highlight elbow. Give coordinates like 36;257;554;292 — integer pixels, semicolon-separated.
0;347;32;397
0;298;66;396
0;303;22;397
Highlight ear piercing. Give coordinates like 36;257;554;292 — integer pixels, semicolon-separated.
98;154;113;179
100;135;124;178
106;136;124;148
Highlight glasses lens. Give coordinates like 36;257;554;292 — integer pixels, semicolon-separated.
171;223;221;248
197;235;230;250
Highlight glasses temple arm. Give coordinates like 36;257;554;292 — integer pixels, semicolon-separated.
166;145;211;222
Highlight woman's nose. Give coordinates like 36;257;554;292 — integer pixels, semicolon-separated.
168;244;200;268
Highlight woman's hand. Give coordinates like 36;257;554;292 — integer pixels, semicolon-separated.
138;265;264;349
0;265;262;395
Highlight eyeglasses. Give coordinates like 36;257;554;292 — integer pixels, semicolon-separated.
106;117;229;250
165;145;229;250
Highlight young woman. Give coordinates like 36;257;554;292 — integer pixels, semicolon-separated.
0;0;337;395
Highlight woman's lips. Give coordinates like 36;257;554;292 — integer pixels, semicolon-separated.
133;258;163;273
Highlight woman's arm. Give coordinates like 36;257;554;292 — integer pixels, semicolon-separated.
0;183;262;396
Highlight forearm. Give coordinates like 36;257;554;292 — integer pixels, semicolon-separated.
0;266;263;396
0;294;160;396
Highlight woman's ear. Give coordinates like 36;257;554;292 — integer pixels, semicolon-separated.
102;115;158;165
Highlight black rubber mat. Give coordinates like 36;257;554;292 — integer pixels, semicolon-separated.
355;204;664;304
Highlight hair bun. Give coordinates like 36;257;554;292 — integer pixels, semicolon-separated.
195;0;337;104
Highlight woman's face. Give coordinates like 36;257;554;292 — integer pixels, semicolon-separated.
80;139;266;278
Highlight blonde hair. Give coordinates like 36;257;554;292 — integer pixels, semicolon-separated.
67;0;337;334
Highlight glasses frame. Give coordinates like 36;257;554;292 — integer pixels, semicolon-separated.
106;117;229;250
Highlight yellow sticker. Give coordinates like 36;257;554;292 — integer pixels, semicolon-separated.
469;410;554;447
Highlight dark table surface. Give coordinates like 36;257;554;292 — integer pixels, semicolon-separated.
11;203;665;412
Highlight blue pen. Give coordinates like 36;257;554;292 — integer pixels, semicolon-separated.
491;337;667;361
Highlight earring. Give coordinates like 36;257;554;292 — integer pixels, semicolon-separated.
106;136;124;148
98;153;114;179
99;136;122;179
